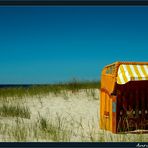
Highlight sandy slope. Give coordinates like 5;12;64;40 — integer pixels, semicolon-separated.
27;89;148;142
0;89;148;142
26;89;100;141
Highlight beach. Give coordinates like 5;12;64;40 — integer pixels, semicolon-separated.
0;88;147;142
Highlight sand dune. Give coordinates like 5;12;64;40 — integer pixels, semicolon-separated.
0;89;147;142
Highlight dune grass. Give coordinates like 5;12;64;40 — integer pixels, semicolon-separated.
0;80;100;99
38;115;72;142
0;104;30;119
0;80;146;142
0;111;145;141
0;81;100;142
0;110;146;142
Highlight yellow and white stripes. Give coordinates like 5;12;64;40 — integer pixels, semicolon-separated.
117;64;148;84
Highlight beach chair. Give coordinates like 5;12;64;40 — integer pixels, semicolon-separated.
100;61;148;133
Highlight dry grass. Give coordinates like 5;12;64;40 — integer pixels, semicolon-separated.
0;81;147;142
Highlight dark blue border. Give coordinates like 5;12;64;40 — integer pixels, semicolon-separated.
0;0;148;147
0;0;148;5
0;142;147;147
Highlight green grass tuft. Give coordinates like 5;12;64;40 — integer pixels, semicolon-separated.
0;104;31;119
0;80;100;99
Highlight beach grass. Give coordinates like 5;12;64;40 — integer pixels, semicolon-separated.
0;80;147;142
0;80;100;99
0;110;146;142
0;104;30;119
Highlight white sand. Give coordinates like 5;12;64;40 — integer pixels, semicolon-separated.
0;89;148;142
24;89;100;141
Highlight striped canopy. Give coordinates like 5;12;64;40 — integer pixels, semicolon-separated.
117;64;148;84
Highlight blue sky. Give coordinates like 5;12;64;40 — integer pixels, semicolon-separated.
0;6;148;84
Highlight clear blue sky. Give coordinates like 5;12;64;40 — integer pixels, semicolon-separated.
0;6;148;84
